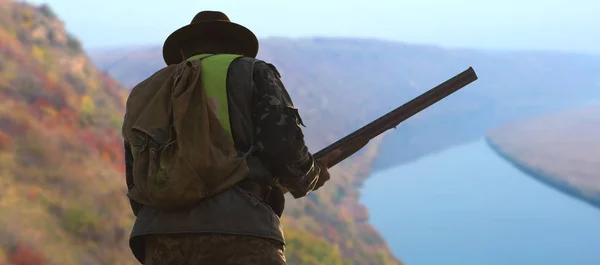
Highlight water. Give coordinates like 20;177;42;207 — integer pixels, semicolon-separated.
360;139;600;265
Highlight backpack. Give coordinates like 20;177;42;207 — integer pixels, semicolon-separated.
122;54;251;210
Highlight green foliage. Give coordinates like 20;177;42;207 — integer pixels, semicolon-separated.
80;95;95;113
285;229;352;265
62;205;98;235
109;113;123;131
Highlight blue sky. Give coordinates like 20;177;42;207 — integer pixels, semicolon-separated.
25;0;600;54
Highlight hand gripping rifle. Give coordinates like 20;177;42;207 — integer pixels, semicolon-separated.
313;67;479;167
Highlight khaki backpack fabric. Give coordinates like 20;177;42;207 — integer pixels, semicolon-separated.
122;54;251;210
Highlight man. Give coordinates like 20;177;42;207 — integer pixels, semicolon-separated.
122;11;341;265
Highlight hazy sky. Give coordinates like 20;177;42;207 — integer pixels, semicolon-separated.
25;0;600;54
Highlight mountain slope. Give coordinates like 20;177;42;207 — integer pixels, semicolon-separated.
487;105;600;209
0;2;400;265
0;1;133;264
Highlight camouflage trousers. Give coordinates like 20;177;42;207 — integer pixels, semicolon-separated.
143;233;287;265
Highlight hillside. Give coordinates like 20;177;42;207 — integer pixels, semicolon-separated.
0;1;131;264
0;1;400;265
487;105;600;209
0;1;133;264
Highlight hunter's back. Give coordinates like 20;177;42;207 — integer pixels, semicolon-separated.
125;56;284;263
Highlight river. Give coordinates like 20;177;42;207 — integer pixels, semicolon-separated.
360;139;600;265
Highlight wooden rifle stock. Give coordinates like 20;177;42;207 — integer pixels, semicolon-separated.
313;67;478;168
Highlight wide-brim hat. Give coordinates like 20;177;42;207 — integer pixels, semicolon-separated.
162;11;259;65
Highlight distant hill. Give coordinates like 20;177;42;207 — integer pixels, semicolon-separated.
88;37;600;173
487;105;600;209
0;1;401;265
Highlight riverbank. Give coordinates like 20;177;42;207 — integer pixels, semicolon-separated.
485;105;600;210
485;136;600;209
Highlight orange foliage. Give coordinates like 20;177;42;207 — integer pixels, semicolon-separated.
8;243;45;265
101;151;112;163
42;76;54;92
115;164;126;173
27;189;37;200
0;131;12;149
98;72;117;88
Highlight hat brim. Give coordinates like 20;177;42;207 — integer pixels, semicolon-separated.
162;21;259;65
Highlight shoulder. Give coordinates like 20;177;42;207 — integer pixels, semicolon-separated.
228;56;281;79
255;60;281;79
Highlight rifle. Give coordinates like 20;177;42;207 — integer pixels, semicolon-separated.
313;67;478;167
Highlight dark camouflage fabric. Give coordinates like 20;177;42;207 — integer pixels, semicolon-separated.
144;233;287;265
251;61;322;198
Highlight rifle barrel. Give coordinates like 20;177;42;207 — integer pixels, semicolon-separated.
314;67;478;164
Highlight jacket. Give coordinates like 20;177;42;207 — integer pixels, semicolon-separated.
123;55;322;263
